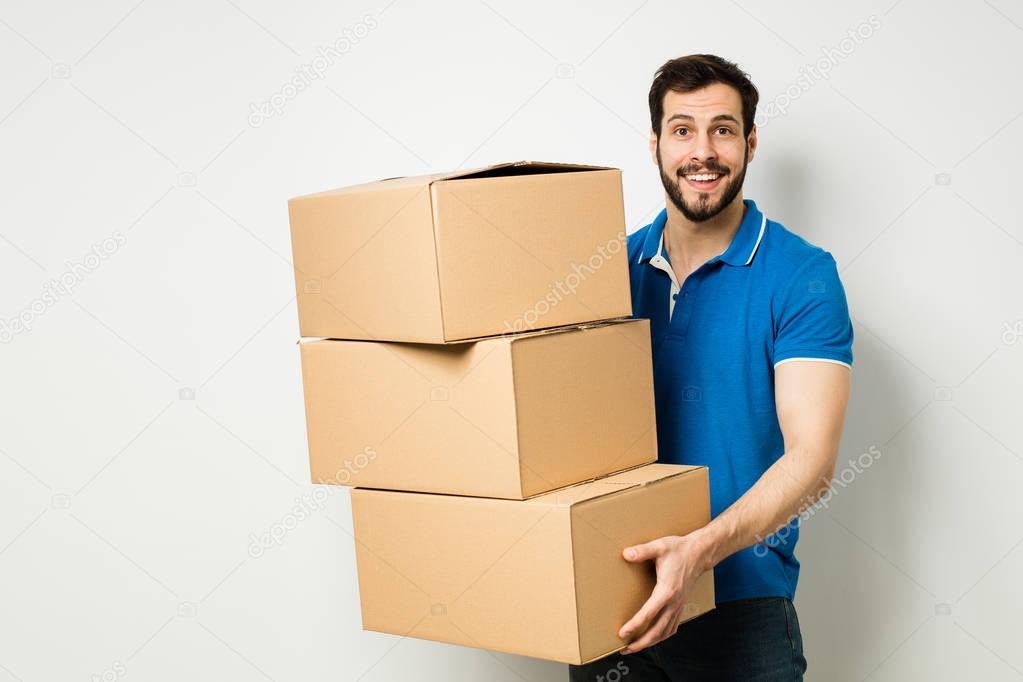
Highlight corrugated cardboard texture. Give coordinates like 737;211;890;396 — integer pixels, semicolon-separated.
301;332;522;498
352;489;578;662
288;183;443;342
300;318;656;499
288;161;632;342
511;319;658;497
430;168;630;340
524;462;703;507
350;463;715;664
569;465;715;662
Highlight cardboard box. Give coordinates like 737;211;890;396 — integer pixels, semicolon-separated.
351;463;715;664
300;317;657;499
288;161;632;342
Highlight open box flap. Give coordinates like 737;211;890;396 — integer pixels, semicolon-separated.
289;161;617;202
526;463;707;508
296;315;637;346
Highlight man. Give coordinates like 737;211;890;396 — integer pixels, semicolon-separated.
569;55;853;681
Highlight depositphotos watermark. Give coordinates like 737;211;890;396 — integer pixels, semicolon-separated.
89;660;126;682
585;662;630;682
248;14;379;127
1;231;127;343
593;660;630;682
755;15;882;129
1001;320;1023;345
502;231;626;334
753;445;882;557
247;447;377;558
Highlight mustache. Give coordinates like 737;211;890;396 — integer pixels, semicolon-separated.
677;167;728;176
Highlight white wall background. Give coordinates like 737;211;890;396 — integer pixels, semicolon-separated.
1;0;1021;680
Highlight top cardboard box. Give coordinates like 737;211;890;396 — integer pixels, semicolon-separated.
288;161;632;343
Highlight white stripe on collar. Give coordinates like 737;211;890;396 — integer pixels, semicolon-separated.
642;211;768;266
745;212;767;266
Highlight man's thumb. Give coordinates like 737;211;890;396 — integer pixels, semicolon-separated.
623;540;660;563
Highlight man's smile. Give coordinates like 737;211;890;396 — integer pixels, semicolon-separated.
681;171;726;191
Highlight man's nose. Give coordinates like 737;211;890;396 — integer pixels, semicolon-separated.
690;129;717;164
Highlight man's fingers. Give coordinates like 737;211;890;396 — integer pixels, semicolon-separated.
623;538;664;563
618;586;669;640
666;606;685;639
621;607;677;654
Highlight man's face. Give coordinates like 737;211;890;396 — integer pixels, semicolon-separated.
651;83;756;223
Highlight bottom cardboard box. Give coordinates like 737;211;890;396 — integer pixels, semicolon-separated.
351;463;715;664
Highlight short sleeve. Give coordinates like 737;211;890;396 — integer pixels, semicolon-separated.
773;251;854;368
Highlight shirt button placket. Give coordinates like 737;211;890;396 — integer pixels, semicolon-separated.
675;278;697;339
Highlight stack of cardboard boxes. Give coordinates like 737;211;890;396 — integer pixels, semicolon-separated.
288;161;715;664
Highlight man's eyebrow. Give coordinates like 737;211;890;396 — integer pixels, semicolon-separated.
665;113;740;125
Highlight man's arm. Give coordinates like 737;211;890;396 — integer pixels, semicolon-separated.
617;360;851;654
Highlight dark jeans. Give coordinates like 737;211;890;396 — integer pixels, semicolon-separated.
569;597;807;681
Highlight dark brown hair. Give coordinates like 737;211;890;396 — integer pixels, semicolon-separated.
648;54;759;139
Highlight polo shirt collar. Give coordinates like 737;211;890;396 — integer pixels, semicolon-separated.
637;198;767;267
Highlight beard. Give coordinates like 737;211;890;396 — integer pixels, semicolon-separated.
657;142;749;223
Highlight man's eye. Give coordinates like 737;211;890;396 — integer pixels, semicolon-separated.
717;127;732;135
675;128;688;136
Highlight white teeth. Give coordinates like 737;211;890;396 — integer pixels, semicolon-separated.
685;173;720;181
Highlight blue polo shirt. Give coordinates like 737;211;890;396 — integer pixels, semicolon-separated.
627;198;853;604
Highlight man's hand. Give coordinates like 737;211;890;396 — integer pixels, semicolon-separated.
617;531;712;654
615;361;850;655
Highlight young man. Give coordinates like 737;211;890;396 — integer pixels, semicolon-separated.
569;55;853;681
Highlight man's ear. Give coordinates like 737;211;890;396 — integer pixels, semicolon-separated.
649;130;658;166
746;125;758;163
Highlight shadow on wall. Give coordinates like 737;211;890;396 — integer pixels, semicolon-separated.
795;320;935;682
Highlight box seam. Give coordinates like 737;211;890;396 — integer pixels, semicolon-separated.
569;504;584;664
508;316;638;346
438;161;615;184
567;466;708;508
509;342;529;497
428;183;449;341
523;460;673;502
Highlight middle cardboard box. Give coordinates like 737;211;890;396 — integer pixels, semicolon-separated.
299;316;656;499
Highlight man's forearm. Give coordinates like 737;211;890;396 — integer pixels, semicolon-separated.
691;446;836;572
